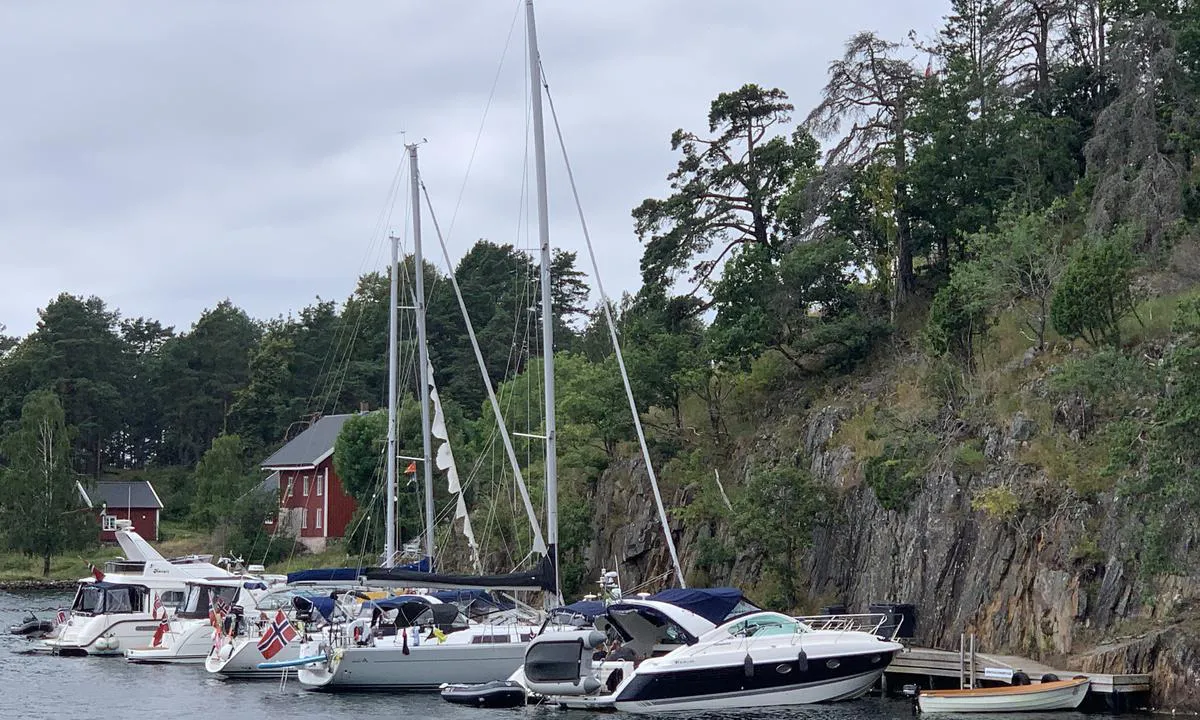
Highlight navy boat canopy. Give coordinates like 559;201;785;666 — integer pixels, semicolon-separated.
648;587;758;625
551;599;606;621
286;558;430;585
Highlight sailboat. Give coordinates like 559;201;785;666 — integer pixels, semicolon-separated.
293;133;552;691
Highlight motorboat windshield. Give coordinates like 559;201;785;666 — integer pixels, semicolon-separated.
707;612;810;641
70;582;144;616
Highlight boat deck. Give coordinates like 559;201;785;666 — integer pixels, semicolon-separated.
885;646;1150;695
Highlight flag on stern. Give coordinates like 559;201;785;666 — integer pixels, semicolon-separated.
256;610;298;660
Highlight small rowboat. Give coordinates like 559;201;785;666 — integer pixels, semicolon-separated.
917;677;1091;713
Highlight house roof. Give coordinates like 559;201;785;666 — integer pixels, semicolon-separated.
80;480;164;510
261;413;356;469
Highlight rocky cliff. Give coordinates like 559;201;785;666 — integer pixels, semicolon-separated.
576;344;1200;711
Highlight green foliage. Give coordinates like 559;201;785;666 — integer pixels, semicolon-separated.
952;440;987;475
1051;229;1140;346
971;485;1021;521
923;262;997;368
0;390;93;575
969;207;1071;349
190;434;258;529
1048;348;1160;421
733;464;831;610
863;434;931;512
635;84;819;295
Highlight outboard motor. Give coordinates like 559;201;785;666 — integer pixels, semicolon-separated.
523;629;607;696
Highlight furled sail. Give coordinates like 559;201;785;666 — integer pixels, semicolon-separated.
428;361;483;574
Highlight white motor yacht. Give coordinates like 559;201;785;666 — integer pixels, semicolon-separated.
503;589;904;713
124;576;274;664
44;522;233;657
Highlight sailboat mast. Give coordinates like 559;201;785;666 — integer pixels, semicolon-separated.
409;143;437;569
385;233;400;566
526;0;559;601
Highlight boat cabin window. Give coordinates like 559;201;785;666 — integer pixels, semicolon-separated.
71;583;143;616
177;585;238;619
160;590;185;607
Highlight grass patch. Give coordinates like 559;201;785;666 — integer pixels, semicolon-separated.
831;404;883;459
1121;289;1200;344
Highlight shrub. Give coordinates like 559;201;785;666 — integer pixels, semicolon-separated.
924;262;997;370
1051;228;1139;346
971;485;1021;520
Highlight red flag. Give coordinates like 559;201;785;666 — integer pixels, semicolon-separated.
152;619;168;647
152;592;165;619
89;563;104;582
55;609;67;626
404;461;417;474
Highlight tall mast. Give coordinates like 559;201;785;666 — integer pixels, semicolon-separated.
409;143;437;569
385;232;399;566
526;0;559;602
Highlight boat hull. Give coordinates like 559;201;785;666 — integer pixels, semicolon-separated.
206;636;303;679
600;647;898;713
44;614;163;656
298;642;529;691
125;621;214;664
917;678;1091;713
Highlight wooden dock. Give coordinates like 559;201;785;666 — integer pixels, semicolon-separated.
885;645;1150;705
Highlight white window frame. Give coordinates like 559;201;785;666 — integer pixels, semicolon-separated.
315;509;323;529
101;514;117;531
285;478;294;498
302;475;310;497
301;511;308;530
316;474;324;496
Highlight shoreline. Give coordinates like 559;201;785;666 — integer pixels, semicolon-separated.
0;579;76;592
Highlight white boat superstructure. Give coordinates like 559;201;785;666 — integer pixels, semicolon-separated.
125;576;275;664
514;591;904;713
44;524;234;657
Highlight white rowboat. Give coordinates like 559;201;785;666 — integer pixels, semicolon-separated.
917;677;1091;713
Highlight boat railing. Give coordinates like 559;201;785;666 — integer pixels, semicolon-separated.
793;612;902;639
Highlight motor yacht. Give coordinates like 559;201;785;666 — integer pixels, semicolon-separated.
44;522;233;657
446;588;904;713
124;576;275;664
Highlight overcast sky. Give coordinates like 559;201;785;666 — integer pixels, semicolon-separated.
1;0;949;338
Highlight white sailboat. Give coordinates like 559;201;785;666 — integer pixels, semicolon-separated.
295;134;549;691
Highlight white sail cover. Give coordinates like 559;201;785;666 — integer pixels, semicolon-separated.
428;362;483;573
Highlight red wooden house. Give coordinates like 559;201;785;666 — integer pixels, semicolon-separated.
79;480;164;542
261;413;358;552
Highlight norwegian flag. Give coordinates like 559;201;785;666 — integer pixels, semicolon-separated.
55;609;67;626
152;618;169;647
212;593;232;615
89;563;104;582
256;610;297;660
151;592;165;619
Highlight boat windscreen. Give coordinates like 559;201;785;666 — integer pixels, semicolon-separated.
71;583;143;616
177;585;238;619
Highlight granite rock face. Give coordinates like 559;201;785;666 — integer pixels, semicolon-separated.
579;402;1200;710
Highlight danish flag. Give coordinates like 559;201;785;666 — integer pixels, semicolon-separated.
256;610;297;660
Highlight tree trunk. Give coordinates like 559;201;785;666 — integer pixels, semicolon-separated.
42;552;51;577
893;100;915;304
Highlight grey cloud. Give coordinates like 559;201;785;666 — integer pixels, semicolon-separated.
0;0;947;336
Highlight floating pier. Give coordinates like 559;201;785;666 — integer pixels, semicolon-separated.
883;642;1151;711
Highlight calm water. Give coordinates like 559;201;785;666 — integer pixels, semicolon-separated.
0;590;1066;720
